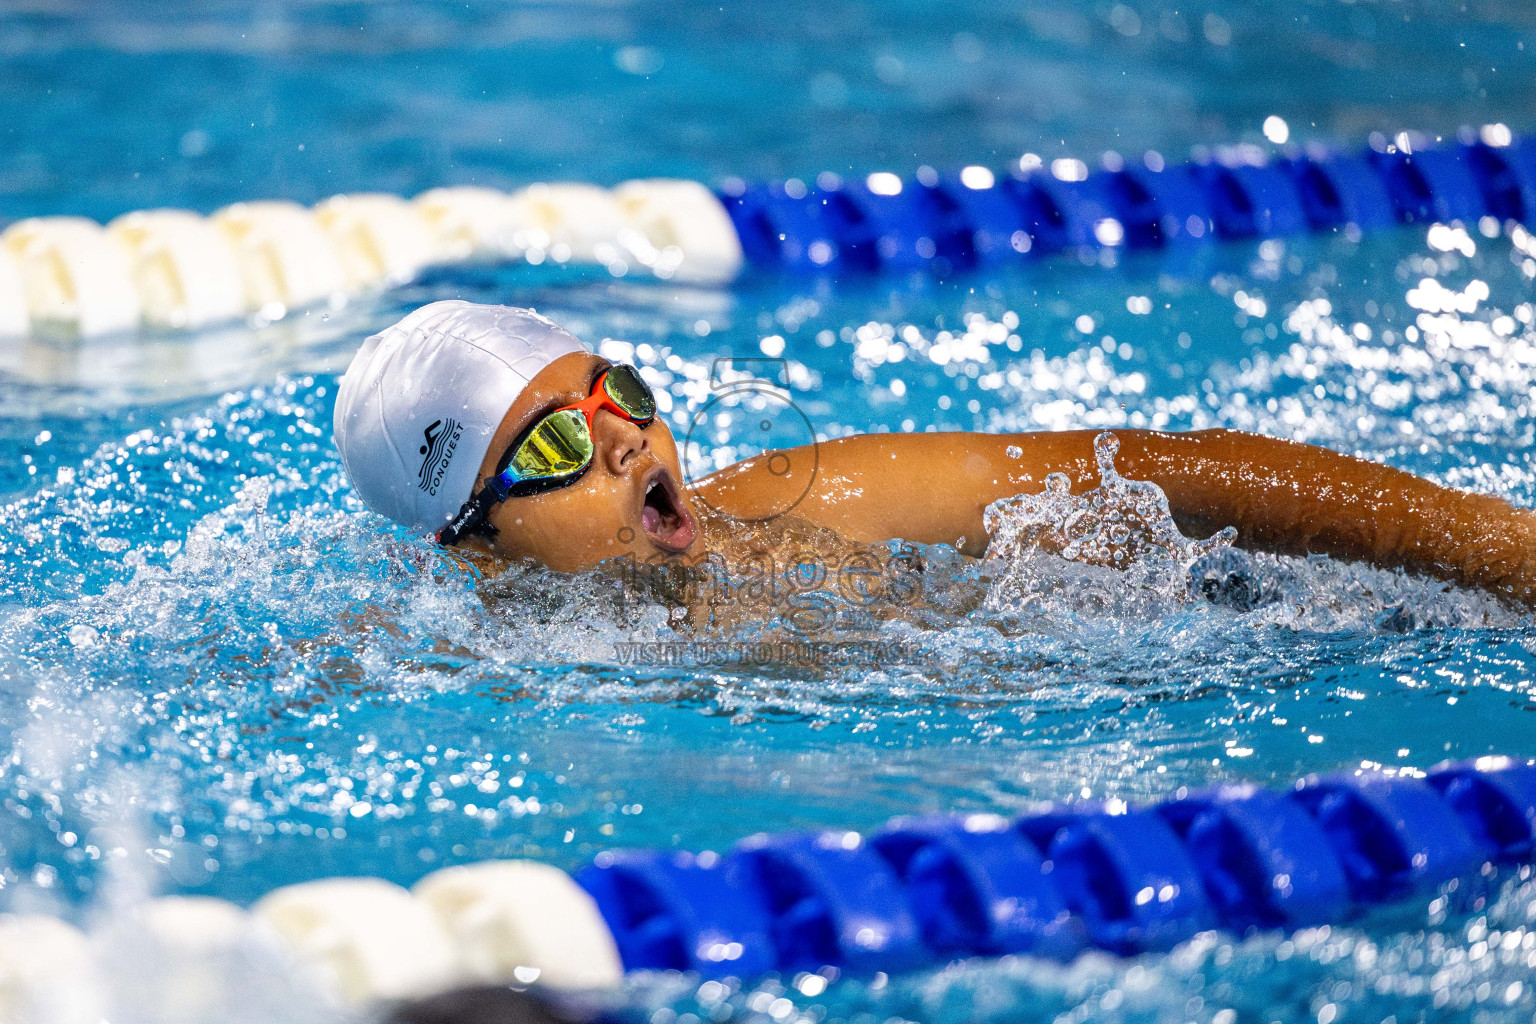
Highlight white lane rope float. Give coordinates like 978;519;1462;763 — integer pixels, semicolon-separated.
0;179;744;340
0;859;625;1022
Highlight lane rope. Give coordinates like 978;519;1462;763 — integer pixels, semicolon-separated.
715;124;1535;275
2;755;1531;1016
0;179;744;340
1;125;1532;341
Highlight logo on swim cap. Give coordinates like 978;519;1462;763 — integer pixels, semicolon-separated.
417;417;463;496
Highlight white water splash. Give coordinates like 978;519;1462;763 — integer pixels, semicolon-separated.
978;431;1522;630
981;432;1235;616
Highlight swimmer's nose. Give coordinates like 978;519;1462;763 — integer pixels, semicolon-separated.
597;408;650;474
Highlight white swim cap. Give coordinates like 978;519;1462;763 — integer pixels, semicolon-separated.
334;300;588;534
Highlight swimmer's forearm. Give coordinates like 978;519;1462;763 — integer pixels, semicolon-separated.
1106;429;1536;603
993;428;1536;604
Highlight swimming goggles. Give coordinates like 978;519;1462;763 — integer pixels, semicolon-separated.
438;363;656;546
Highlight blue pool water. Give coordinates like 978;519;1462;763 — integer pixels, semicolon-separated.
3;1;1536;1021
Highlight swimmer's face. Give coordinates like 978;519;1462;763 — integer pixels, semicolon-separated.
455;352;700;572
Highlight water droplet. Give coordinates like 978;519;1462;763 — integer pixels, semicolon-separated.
1093;431;1121;480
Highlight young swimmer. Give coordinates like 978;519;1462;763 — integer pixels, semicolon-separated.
334;300;1536;611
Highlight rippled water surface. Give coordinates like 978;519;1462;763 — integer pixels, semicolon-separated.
2;2;1536;1022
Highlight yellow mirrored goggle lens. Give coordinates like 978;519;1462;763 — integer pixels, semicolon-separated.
602;364;656;421
510;408;594;481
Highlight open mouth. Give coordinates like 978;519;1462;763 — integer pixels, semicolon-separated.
639;467;698;553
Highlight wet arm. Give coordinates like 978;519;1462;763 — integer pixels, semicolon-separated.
692;429;1536;604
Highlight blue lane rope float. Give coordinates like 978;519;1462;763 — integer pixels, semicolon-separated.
715;128;1536;276
577;756;1536;979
